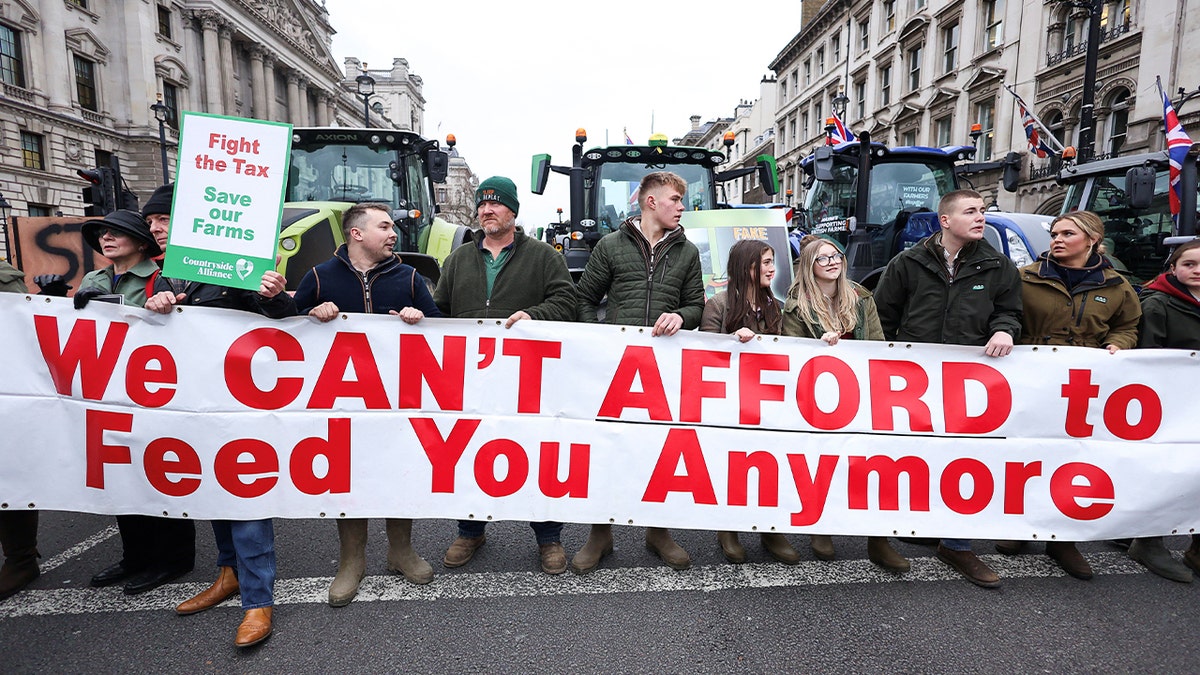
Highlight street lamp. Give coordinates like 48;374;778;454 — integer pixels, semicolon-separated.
150;93;171;184
832;89;849;119
355;64;376;129
0;191;11;232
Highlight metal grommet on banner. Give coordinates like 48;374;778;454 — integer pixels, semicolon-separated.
340;314;349;320
42;297;51;303
26;503;34;508
182;513;188;518
0;503;7;509
620;327;626;332
751;525;758;531
174;307;183;313
162;511;168;516
627;519;634;525
1032;533;1040;539
339;512;346;518
608;518;615;523
319;512;326;517
468;513;474;519
486;515;493;520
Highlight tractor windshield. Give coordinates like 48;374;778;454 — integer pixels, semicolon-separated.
286;138;434;227
590;162;715;234
804;159;956;228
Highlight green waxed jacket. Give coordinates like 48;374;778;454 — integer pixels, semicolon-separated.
0;260;26;294
576;217;706;328
874;234;1022;346
78;259;161;308
1018;255;1140;349
782;282;884;341
434;227;576;321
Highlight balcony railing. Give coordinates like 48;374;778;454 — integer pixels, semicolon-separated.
1044;22;1132;67
2;82;34;103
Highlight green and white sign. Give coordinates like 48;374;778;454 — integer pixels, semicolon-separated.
163;112;292;290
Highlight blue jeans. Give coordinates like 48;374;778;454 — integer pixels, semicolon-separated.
942;538;971;551
212;519;274;610
457;520;562;545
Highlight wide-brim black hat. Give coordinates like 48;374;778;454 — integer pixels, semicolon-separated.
82;209;162;258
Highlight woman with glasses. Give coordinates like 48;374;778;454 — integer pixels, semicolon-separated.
782;235;910;572
700;238;802;565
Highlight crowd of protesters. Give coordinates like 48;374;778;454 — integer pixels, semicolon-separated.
1;173;1198;648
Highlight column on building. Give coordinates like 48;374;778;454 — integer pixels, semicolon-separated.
40;0;72;111
315;92;329;126
199;12;224;115
298;78;310;125
249;46;267;120
286;72;300;124
218;23;236;114
262;53;278;121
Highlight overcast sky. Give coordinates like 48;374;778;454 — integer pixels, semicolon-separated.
324;1;805;230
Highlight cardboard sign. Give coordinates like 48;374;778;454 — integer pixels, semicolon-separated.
163;112;292;290
681;208;793;301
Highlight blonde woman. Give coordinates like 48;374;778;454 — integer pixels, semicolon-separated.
783;235;909;572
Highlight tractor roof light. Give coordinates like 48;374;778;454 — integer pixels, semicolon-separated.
649;133;669;147
722;131;735;148
1061;145;1078;161
575;128;588;144
446;134;457;148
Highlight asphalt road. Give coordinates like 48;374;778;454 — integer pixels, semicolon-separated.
2;511;1197;673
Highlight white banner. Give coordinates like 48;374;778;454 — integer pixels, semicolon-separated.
1;294;1197;540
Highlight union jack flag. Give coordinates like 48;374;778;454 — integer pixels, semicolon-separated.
1159;80;1195;221
827;112;855;144
1018;98;1055;159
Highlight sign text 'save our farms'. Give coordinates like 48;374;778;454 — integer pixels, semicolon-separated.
2;295;1196;539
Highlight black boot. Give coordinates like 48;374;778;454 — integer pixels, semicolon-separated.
0;511;40;601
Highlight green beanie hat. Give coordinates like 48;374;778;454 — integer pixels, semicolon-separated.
476;176;520;216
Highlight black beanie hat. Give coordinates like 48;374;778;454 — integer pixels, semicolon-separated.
142;183;174;218
82;209;162;258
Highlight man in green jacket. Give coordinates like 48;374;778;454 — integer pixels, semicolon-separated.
572;171;706;574
432;176;577;575
874;188;1022;589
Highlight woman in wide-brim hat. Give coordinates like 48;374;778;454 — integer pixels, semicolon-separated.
76;209;163;307
75;209;197;596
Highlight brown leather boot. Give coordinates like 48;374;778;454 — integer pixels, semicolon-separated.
1046;541;1093;580
717;531;746;563
443;535;485;568
936;544;1000;588
761;533;801;564
328;519;368;607
645;527;690;570
0;511;39;601
385;519;433;584
234;607;272;648
176;566;239;615
570;524;613;574
1129;536;1193;583
867;536;910;573
539;542;568;574
809;534;835;561
994;540;1025;555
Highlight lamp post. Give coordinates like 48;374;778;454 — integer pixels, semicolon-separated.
832;89;849;119
355;64;376;129
1052;0;1102;162
150;93;171;184
0;191;11;234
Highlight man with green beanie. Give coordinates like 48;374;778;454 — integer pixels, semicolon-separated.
426;176;576;574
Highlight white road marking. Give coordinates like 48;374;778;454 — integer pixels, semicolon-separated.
38;525;119;574
0;552;1158;618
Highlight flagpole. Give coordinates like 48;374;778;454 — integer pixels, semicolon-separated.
1003;84;1065;153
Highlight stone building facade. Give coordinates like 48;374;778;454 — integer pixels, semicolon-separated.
767;0;1200;214
0;0;441;256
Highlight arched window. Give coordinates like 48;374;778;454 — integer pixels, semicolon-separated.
1045;110;1065;150
1106;89;1130;156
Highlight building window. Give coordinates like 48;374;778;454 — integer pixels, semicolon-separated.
74;54;99;112
982;0;1004;51
816;47;826;75
858;18;870;52
162;81;180;128
788;118;797;147
880;63;893;106
814;102;823;135
913;0;928;9
974;98;996;160
791;69;798;94
777;125;786;152
28;204;52;218
907;45;923;91
66;0;88;7
0;23;25;87
832;34;841;62
936;115;953;146
883;0;896;33
780;78;788;100
901;129;917;146
854;80;866;119
801;112;810;140
20;131;44;170
1106;89;1130;156
1046;110;1066;148
942;23;959;73
157;5;173;39
436;187;447;203
803;59;811;86
1100;0;1131;32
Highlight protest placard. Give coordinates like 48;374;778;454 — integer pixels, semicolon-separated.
161;112;292;290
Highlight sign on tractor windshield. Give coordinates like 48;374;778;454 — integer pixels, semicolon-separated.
681;209;793;301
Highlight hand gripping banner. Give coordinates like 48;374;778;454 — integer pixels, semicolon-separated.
1;294;1197;541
